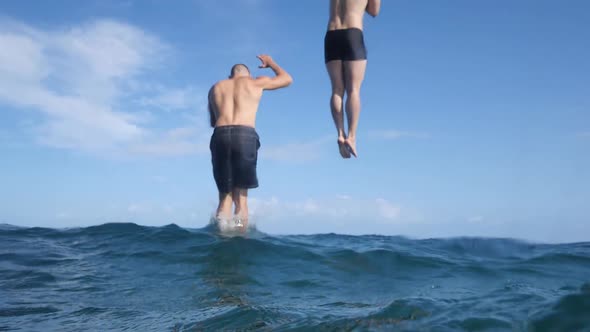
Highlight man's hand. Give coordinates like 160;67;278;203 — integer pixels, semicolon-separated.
257;55;274;68
254;54;292;90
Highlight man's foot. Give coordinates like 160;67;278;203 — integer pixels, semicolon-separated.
338;137;351;158
344;137;357;158
234;213;249;227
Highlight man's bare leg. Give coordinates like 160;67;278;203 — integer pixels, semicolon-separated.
326;60;350;158
343;60;367;158
232;188;249;230
216;192;233;222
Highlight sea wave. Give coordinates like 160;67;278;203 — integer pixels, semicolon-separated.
1;222;589;331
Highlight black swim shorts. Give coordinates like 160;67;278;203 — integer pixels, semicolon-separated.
324;28;367;63
210;125;261;193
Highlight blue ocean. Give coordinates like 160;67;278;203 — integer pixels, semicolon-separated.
1;222;589;331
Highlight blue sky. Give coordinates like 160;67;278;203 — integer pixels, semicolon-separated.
0;0;588;242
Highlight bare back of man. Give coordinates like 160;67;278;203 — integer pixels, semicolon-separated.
328;0;369;30
209;55;292;231
210;75;263;128
325;0;380;158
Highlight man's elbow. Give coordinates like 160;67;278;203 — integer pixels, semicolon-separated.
367;1;381;17
367;8;379;17
279;74;293;88
285;74;293;87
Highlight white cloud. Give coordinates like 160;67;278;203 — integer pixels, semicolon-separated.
299;199;320;214
249;196;280;218
55;212;71;220
0;18;207;157
138;86;203;112
376;198;401;221
467;215;484;223
127;203;145;214
249;195;404;224
128;125;209;157
262;136;331;162
243;195;414;235
369;130;430;140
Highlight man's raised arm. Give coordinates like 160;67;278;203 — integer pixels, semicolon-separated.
366;0;381;17
254;55;293;91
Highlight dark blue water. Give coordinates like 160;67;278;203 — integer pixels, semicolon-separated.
1;222;589;331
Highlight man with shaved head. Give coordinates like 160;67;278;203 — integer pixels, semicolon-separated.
325;0;381;158
208;55;292;231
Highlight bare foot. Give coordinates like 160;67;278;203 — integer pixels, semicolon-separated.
337;137;351;158
344;137;357;158
234;215;248;234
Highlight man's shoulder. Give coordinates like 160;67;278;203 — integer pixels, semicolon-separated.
236;76;257;83
235;76;263;89
210;79;230;93
212;77;259;91
213;79;230;87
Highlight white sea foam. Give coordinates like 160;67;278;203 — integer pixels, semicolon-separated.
209;215;256;237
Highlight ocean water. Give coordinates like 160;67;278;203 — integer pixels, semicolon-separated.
1;223;589;331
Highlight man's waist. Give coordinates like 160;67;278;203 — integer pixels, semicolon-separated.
213;125;258;137
327;19;364;32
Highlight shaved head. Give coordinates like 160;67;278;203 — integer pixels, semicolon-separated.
230;64;250;78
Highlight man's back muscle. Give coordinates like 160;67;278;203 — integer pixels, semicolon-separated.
211;77;263;128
